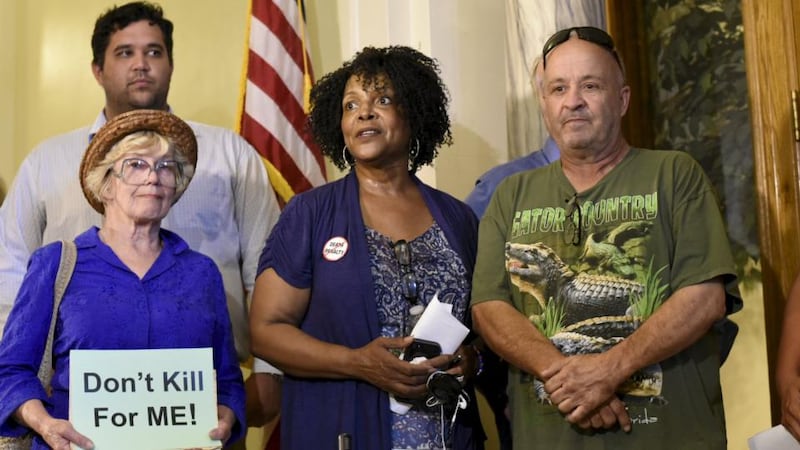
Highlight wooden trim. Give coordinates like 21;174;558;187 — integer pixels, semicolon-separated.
742;0;800;424
605;0;654;148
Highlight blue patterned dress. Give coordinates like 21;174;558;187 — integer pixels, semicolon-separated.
367;223;470;450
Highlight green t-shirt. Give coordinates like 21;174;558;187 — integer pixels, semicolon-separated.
472;148;738;449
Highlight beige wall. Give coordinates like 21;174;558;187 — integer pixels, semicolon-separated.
304;0;508;195
1;0;249;192
722;283;771;449
0;0;17;198
1;0;507;202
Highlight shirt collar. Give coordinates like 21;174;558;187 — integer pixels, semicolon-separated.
88;107;174;142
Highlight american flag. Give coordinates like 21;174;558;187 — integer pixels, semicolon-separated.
239;0;326;204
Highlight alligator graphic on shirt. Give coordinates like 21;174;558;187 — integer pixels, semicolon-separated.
504;239;665;403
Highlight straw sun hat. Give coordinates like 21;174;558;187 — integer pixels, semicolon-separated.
79;109;198;213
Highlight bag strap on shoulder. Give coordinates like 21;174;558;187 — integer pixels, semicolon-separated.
37;240;77;385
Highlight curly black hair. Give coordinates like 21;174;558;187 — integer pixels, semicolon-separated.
308;46;452;171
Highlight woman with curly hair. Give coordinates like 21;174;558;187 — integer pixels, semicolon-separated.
250;46;485;449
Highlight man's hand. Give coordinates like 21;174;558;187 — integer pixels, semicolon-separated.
245;371;281;427
543;353;628;428
575;397;631;432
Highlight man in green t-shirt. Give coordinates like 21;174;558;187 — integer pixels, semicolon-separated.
471;26;740;449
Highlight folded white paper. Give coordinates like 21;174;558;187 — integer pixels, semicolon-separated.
390;294;470;414
409;295;470;353
748;425;800;450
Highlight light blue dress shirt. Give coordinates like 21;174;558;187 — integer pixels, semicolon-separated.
464;137;560;219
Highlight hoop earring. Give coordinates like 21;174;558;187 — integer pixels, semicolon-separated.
408;138;420;172
342;145;353;167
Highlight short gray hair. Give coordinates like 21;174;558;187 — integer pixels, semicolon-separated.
83;131;196;210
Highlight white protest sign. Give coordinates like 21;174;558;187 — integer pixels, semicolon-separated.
69;348;220;450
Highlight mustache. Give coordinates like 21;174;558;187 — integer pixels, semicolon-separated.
562;114;590;123
127;75;154;85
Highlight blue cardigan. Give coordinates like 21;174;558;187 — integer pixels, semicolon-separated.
259;171;484;450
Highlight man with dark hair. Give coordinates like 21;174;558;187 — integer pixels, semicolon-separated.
0;2;281;444
90;1;175;68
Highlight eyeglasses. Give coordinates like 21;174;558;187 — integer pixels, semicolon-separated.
112;158;182;188
564;193;583;246
392;239;419;303
542;26;622;70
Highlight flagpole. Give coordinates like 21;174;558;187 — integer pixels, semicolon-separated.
234;0;254;133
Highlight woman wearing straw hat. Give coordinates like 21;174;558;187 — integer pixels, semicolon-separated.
0;110;245;449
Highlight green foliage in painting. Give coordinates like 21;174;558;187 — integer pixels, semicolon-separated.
645;0;759;285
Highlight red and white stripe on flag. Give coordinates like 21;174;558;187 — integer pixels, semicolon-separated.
239;0;326;204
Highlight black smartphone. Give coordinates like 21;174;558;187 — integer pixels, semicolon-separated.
403;338;442;361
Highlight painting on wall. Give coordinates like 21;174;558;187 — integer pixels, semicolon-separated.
645;0;758;283
643;1;770;445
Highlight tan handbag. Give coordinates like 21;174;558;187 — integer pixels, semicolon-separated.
0;241;76;450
